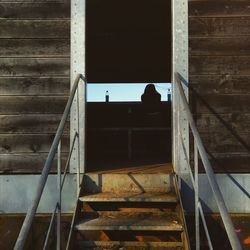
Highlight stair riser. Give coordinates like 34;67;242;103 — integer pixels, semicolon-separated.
83;202;177;213
76;230;182;242
83;173;173;193
78;246;183;250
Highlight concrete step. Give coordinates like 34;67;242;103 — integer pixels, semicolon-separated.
83;173;173;193
76;240;183;250
75;211;183;231
79;191;178;203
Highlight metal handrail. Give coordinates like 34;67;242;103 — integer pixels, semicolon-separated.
14;73;85;250
42;131;78;250
175;72;242;250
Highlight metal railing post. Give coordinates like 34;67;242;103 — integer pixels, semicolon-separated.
177;97;182;190
194;141;200;250
57;140;61;250
76;85;81;193
198;203;214;250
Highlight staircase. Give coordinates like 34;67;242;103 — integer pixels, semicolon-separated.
71;164;189;250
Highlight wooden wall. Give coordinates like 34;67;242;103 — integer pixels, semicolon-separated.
0;1;70;173
1;1;249;173
189;0;250;172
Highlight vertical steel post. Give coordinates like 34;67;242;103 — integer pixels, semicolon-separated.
71;0;86;176
57;140;61;250
172;0;189;175
77;86;81;192
194;141;200;250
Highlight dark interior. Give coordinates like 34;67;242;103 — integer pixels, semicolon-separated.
86;102;172;171
86;0;171;83
85;0;172;171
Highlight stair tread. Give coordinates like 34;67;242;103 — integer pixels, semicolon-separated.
77;240;183;249
75;211;183;231
79;191;178;203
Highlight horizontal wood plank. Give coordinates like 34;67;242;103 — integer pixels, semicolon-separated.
189;75;250;95
0;2;69;19
189;37;250;56
0;114;69;134
0;153;68;173
0;134;69;154
0;58;69;76
0;20;69;38
189;1;250;17
0;0;68;2
0;96;67;114
195;113;250;134
0;39;69;57
190;94;250;114
200;132;250;154
201;153;250;173
0;77;70;96
190;56;250;75
189;17;250;37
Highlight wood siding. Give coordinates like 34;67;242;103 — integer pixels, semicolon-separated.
0;1;70;173
189;0;250;172
1;1;249;173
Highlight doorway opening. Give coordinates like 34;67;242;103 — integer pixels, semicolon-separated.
86;0;171;83
85;0;172;172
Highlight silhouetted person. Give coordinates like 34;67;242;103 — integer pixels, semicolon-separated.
140;84;163;157
141;84;161;104
141;83;162;122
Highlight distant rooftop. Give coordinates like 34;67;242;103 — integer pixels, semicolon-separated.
87;83;172;102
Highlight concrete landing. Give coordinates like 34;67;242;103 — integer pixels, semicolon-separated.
83;170;173;193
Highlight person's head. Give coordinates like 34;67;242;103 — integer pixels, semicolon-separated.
144;84;156;95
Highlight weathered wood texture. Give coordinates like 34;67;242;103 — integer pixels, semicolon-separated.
189;0;250;172
189;1;250;17
0;39;69;57
0;20;70;38
0;1;70;173
0;153;68;173
0;115;69;134
0;134;69;154
0;96;67;114
0;2;70;19
0;77;70;96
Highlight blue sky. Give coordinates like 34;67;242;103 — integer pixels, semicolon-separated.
87;83;172;102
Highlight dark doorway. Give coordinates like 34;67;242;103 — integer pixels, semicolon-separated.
85;0;172;171
86;0;171;83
